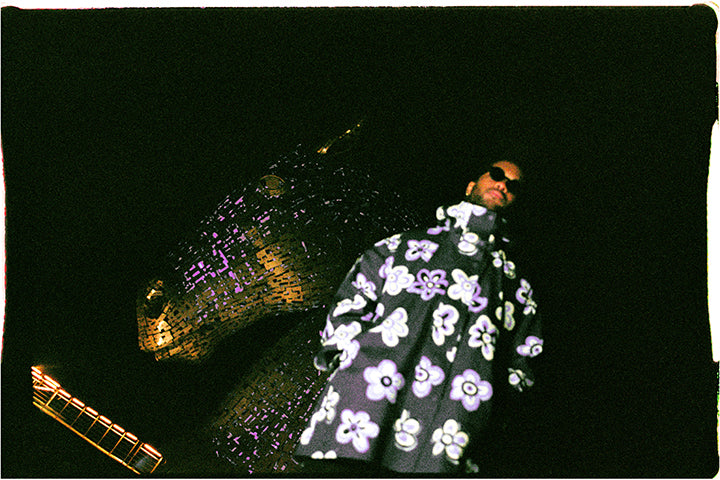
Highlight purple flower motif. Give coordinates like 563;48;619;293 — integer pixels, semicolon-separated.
495;300;516;331
335;409;380;453
450;369;492;411
412;356;445;398
408;269;448;301
516;279;537;315
466;291;488;312
405;239;439;262
427;218;451;235
516;336;544;358
492;250;517;279
361;302;385;322
364;359;405;403
508;368;534;392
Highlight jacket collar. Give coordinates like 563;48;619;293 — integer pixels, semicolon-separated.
434;201;510;254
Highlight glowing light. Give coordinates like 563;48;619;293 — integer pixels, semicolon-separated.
98;415;112;425
141;444;162;456
31;366;164;474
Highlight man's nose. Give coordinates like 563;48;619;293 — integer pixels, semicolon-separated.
495;180;508;192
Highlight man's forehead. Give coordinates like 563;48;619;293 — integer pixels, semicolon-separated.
489;160;523;180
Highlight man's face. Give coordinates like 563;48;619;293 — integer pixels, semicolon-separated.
465;161;523;211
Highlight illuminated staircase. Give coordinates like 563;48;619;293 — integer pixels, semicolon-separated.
31;366;164;475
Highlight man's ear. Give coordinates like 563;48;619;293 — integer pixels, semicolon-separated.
465;181;476;196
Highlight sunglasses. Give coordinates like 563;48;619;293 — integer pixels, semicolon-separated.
488;166;523;195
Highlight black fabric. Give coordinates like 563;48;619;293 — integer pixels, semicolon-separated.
295;202;543;474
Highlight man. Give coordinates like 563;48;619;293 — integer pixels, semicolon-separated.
294;160;542;475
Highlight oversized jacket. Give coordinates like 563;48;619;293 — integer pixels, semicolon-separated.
294;201;543;474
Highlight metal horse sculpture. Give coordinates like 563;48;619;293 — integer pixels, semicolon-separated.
136;121;422;473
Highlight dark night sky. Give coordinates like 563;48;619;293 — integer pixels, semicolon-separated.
2;6;718;478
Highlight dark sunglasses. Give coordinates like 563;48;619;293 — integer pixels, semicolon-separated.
488;166;523;195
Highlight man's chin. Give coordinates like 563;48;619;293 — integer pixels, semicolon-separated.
467;197;501;212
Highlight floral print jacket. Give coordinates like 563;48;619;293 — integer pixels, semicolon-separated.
294;201;543;474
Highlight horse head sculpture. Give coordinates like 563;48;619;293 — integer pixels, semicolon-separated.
136;120;422;363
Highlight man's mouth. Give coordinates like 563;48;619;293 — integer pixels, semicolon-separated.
488;189;506;201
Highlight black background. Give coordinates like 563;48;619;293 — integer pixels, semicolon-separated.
2;6;718;477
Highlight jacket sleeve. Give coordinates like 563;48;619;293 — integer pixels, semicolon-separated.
504;276;543;394
312;238;394;372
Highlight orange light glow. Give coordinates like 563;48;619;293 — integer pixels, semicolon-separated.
98;415;112;425
141;444;162;457
43;376;60;389
31;366;163;474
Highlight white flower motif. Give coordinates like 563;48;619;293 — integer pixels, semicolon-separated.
335;409;380;453
446;202;488;230
337;343;361;370
465;458;480;474
369;307;409;347
468;315;498;361
412;355;445;398
300;423;316;445
361;302;385;323
320;317;334;343
432;302;459;346
364;359;405;403
375;234;402;252
299;385;342;445
446;346;457;362
310;450;337;459
448;269;478;303
322;321;362;370
405;239;439;263
379;256;414;296
516;279;537;315
318;386;340;423
431;419;469;463
427;218;451;235
517;336;544;358
491;250;516;279
495;300;516;330
450;369;493;411
457;232;480;256
352;272;377;301
322;321;361;349
508;368;534;392
448;269;487;313
436;206;447;221
333;294;367;317
393;409;421;452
